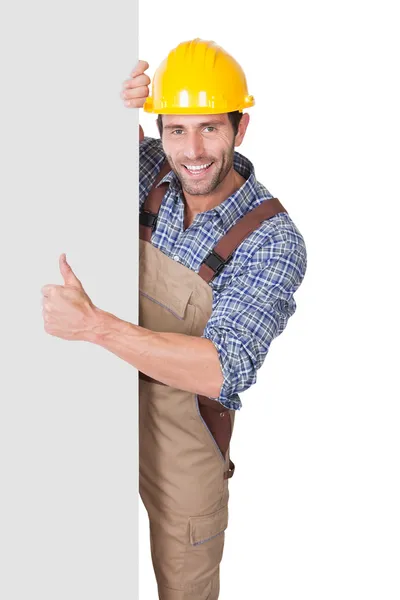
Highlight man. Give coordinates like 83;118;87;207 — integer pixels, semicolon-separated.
42;39;307;599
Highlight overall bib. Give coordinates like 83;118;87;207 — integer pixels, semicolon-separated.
138;161;287;599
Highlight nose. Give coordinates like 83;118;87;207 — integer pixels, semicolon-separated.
183;131;205;161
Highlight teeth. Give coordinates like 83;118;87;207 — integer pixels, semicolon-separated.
185;162;212;171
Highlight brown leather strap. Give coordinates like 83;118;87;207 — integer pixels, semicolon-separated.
139;161;287;280
198;197;287;283
139;160;171;242
197;394;232;459
142;160;171;212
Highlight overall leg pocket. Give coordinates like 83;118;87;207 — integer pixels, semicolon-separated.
182;504;228;593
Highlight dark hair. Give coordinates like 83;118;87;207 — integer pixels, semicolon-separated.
157;110;243;137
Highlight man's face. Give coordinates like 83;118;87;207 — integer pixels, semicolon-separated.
160;113;239;196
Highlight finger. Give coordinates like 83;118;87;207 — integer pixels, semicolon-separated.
131;60;149;77
43;297;56;311
123;85;150;100
60;254;83;289
41;284;53;296
123;74;151;89
123;98;148;108
41;284;62;297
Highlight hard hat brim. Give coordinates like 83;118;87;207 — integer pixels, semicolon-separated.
143;95;255;114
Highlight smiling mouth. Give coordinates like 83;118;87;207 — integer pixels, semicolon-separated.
183;162;214;176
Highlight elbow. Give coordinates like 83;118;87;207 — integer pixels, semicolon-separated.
200;362;224;400
210;371;224;400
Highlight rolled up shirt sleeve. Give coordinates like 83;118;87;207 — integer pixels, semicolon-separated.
201;238;307;410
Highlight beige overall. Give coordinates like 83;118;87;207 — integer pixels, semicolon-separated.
138;161;287;599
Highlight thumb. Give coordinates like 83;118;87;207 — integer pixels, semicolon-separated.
59;253;83;289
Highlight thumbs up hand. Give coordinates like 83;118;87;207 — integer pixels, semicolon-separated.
41;253;98;341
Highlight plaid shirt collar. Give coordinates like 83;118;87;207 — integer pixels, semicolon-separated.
156;150;259;230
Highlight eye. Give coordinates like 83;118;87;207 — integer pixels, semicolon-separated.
171;129;184;135
204;126;216;132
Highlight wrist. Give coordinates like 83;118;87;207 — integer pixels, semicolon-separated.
83;305;110;345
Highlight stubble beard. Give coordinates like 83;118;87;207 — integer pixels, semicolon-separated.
166;142;235;197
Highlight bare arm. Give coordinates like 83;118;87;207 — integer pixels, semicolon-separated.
86;308;224;399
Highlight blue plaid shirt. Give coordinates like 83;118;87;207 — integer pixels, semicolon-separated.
140;136;307;410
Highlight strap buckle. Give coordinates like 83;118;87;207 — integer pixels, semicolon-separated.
139;210;158;230
203;250;231;276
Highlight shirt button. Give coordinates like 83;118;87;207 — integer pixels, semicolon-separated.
173;255;180;262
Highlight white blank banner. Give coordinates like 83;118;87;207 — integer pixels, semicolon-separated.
0;1;139;599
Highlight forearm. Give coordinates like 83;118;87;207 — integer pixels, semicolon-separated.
86;307;224;398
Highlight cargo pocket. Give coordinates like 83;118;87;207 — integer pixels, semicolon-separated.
183;505;228;589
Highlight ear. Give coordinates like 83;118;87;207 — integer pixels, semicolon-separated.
234;112;250;148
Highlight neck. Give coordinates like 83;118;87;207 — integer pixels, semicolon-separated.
183;167;246;219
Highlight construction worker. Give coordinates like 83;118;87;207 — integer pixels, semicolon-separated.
41;39;307;599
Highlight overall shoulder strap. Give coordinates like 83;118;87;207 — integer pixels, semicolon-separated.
198;198;288;283
139;159;171;242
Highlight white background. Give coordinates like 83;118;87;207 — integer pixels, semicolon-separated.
138;1;400;599
0;1;139;599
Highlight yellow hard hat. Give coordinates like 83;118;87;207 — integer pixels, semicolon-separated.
143;38;255;115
